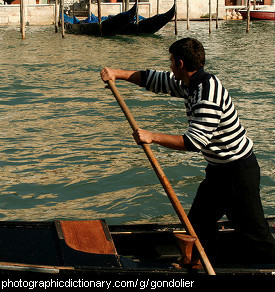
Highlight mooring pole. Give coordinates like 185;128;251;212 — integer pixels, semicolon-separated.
216;0;219;29
174;0;177;35
187;0;190;30
20;0;25;39
209;0;212;34
246;0;250;33
89;0;92;18
60;0;65;38
97;0;102;36
125;0;129;12
55;0;59;33
136;0;139;25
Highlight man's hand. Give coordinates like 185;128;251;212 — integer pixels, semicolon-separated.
100;67;117;83
101;68;141;86
132;128;154;145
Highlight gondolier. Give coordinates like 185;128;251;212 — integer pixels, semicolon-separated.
101;38;275;264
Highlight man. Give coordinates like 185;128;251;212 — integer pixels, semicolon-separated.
101;38;275;264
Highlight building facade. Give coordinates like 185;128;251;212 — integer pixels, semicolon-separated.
0;0;273;25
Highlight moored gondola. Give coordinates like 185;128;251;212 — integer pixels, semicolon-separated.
121;4;176;35
65;3;137;36
64;4;175;36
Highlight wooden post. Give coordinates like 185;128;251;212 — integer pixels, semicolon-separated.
246;0;250;33
20;0;25;39
60;0;65;38
216;0;219;29
186;0;189;30
136;0;139;25
157;0;159;14
55;0;59;33
89;0;92;18
174;0;177;35
20;0;22;33
209;0;212;34
125;0;129;12
97;0;102;36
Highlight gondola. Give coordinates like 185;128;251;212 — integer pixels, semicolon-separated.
64;4;175;36
0;217;274;277
64;3;137;36
121;4;176;35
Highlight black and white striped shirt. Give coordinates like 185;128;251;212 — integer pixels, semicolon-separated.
140;68;253;164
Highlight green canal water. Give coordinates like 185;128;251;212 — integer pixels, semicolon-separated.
0;20;274;223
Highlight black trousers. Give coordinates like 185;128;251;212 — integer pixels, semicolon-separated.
188;152;275;264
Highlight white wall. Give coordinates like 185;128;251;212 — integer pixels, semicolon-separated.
0;4;55;25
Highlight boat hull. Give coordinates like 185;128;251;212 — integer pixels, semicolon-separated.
121;4;175;35
239;9;275;20
64;4;175;36
0;218;274;276
65;4;137;36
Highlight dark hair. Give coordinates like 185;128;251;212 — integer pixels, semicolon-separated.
169;38;205;72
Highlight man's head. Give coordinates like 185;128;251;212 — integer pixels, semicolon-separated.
169;38;205;73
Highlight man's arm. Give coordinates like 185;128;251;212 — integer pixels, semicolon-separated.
100;67;142;86
101;68;187;151
133;128;187;151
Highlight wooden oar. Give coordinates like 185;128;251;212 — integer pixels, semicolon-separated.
107;80;216;275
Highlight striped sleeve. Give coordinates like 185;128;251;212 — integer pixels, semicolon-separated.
144;69;187;97
184;100;222;151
